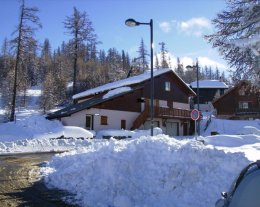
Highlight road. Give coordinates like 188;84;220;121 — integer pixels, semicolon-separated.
0;152;78;207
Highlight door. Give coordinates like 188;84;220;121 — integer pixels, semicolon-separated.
183;123;188;136
121;120;126;129
166;121;179;136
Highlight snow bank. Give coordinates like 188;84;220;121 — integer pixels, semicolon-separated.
62;126;94;139
204;134;260;147
0;115;63;141
96;127;162;139
0;137;93;154
42;135;249;207
203;118;260;136
0;115;93;142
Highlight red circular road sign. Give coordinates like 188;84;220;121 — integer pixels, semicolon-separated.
191;109;200;121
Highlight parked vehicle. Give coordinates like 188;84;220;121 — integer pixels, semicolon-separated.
216;160;260;207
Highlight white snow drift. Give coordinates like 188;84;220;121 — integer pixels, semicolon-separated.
42;135;250;207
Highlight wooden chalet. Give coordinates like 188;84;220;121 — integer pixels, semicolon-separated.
47;68;196;136
190;80;228;112
213;81;260;119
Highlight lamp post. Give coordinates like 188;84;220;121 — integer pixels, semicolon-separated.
125;18;154;136
187;62;200;136
195;61;200;136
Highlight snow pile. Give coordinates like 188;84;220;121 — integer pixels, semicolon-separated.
96;127;162;139
42;135;249;207
203;118;260;136
0;115;63;141
204;134;260;147
0;115;93;142
103;87;132;99
62;126;94;139
0;137;93;154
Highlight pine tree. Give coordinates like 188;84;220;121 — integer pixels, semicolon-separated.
175;57;184;79
9;0;41;121
0;38;14;119
155;53;160;69
215;67;220;80
38;39;52;85
64;7;97;95
137;38;149;72
205;0;260;85
159;42;169;68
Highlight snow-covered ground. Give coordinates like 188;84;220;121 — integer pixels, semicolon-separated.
41;136;250;207
203;117;260;136
0;94;259;207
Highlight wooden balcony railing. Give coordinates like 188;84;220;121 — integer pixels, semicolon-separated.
156;107;191;119
131;106;192;130
235;108;260;115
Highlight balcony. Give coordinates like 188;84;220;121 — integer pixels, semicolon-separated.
155;107;191;119
131;106;191;130
235;108;260;115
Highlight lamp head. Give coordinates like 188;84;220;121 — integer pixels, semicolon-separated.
125;18;140;27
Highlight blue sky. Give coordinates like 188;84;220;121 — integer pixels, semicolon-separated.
0;0;229;72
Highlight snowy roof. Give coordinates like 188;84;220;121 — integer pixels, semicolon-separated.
48;87;139;119
73;68;173;100
190;80;228;89
103;87;132;99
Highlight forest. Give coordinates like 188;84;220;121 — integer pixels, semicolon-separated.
2;0;256;121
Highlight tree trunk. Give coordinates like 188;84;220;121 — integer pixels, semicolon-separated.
10;0;24;122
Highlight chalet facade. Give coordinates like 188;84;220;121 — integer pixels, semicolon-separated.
190;80;228;112
47;69;196;136
213;81;260;119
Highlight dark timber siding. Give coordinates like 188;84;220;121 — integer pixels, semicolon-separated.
214;82;259;116
95;89;142;112
143;72;190;103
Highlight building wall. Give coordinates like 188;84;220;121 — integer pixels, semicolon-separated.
143;72;190;104
159;100;190;110
61;108;140;131
141;118;190;136
192;88;227;104
214;82;260;119
173;102;190;110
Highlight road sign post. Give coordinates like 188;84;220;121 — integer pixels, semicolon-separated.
191;109;200;138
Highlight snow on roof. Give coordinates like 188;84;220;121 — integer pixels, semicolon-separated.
73;68;172;100
190;80;228;89
103;87;132;99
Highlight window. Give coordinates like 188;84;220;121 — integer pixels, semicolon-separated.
239;102;249;109
85;115;93;130
239;88;245;96
100;116;108;125
165;81;171;91
121;120;126;129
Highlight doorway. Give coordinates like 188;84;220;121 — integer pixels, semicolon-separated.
166;121;179;136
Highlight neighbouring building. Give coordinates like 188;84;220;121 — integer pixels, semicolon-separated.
190;80;229;112
47;68;196;137
213;80;260;119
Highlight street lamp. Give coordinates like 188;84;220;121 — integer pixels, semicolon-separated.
125;18;154;136
187;61;200;136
